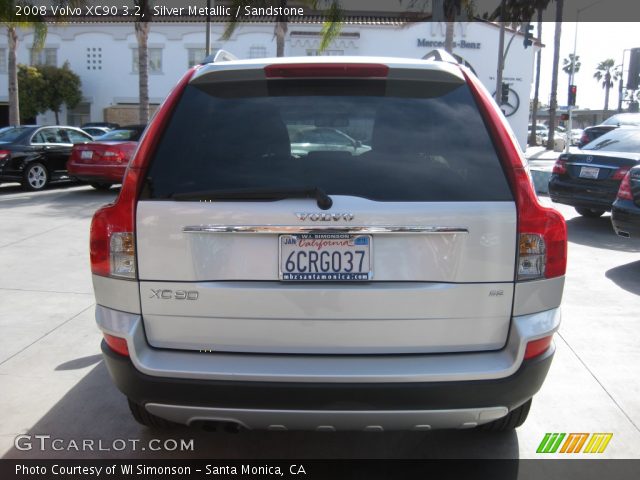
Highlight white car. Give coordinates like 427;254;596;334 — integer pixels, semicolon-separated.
91;54;567;432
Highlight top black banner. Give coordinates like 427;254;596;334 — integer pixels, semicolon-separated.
2;0;640;23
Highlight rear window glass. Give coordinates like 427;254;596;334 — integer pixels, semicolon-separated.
98;129;142;141
143;78;512;202
583;129;640;152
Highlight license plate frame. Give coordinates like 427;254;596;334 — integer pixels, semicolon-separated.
579;166;600;179
80;150;93;160
279;233;372;281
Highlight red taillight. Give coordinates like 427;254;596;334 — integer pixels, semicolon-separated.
617;171;633;200
264;63;389;78
552;159;567;175
524;335;553;360
612;167;630;181
103;147;126;163
0;149;11;160
104;333;129;356
462;68;567;280
90;67;197;278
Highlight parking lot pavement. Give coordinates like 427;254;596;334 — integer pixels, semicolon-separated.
1;184;639;459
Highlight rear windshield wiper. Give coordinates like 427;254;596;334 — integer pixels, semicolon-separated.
170;186;333;210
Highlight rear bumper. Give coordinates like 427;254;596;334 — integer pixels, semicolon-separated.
97;305;560;429
611;200;640;238
548;176;618;210
66;162;126;183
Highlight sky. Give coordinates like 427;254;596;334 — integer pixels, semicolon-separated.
535;22;639;110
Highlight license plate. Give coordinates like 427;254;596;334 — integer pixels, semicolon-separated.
579;166;599;179
279;234;372;281
80;150;93;160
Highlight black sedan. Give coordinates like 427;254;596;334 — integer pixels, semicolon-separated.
578;113;640;147
549;127;640;217
0;125;92;190
611;165;640;238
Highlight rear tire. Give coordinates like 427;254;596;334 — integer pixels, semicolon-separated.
90;182;112;191
22;162;49;191
128;399;175;429
575;207;605;218
480;399;532;431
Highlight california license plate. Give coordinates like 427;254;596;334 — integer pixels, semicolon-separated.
579;166;599;179
279;234;372;281
80;150;93;160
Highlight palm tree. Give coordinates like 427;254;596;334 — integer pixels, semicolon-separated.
529;8;543;146
546;0;563;151
562;53;581;77
594;59;620;113
134;0;152;124
223;1;339;57
1;2;47;125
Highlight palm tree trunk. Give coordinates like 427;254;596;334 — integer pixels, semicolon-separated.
546;0;563;150
444;21;454;53
135;21;150;124
8;26;19;126
275;0;288;57
529;9;543;146
604;72;610;112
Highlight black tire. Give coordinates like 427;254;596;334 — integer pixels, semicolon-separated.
22;162;49;191
128;399;175;429
480;399;532;432
575;207;605;218
90;182;113;191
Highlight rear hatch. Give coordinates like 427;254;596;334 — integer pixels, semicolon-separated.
135;61;518;355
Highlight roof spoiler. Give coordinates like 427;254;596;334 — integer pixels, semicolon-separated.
200;49;238;65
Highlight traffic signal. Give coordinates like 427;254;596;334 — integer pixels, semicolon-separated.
501;83;510;104
523;23;534;49
627;48;640;90
568;84;577;106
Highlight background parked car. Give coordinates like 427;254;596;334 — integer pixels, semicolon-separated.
0;125;92;190
611;165;640;238
578;113;640;148
289;126;371;157
67;125;145;190
570;128;584;146
81;122;119;130
549;127;640;217
82;126;111;139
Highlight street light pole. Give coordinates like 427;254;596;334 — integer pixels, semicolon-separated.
205;0;211;56
566;0;605;153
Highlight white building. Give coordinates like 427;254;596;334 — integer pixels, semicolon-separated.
0;20;539;148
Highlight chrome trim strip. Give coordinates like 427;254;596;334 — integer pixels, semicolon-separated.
568;162;617;169
182;225;469;235
144;404;509;430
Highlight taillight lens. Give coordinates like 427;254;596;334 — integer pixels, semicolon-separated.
264;63;389;78
617;171;633;200
552;159;567;175
104;148;125;163
104;333;129;356
612;167;630;181
0;149;10;161
524;335;553;360
462;68;567;281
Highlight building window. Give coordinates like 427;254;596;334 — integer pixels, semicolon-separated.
0;48;6;73
66;102;91;127
248;45;267;59
30;48;57;66
306;49;344;56
187;48;208;68
86;47;102;71
132;48;163;73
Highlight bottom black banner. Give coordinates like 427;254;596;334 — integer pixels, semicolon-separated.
1;459;639;480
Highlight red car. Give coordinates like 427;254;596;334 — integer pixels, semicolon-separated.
67;125;145;190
